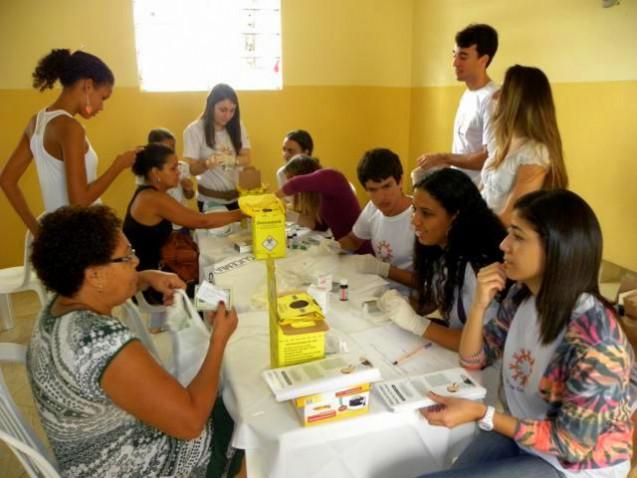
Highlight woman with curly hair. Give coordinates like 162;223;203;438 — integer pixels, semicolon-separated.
28;205;244;477
0;49;137;236
379;168;507;351
124;143;242;274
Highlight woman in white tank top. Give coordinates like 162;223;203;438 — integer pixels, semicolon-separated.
0;49;137;235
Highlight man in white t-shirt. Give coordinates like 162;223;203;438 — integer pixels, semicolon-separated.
412;23;499;186
339;148;414;286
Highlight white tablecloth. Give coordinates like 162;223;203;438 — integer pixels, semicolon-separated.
222;311;477;478
195;228;479;477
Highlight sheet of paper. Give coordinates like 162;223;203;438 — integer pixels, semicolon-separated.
196;280;230;306
350;323;458;376
261;353;382;401
376;368;486;412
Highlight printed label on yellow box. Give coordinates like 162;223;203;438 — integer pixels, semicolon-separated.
239;194;286;260
293;383;372;426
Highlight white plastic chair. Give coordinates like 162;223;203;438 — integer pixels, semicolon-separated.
0;226;47;330
0;342;60;477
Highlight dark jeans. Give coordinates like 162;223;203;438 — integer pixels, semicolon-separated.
206;397;244;478
420;430;564;478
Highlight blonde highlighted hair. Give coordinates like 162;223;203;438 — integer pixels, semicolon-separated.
283;155;322;223
491;65;568;189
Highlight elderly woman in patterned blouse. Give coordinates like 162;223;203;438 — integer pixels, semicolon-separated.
27;204;244;477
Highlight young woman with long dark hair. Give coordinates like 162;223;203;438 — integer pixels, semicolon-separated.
380;168;507;351
421;189;632;478
183;83;251;212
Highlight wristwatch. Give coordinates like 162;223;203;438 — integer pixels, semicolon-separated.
478;405;495;431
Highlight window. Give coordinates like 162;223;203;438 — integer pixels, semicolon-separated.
132;0;281;92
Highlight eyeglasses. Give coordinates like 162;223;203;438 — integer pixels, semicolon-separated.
110;248;138;264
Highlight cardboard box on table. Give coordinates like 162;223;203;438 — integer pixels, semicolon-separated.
293;383;372;426
266;258;328;368
238;193;286;259
262;353;381;427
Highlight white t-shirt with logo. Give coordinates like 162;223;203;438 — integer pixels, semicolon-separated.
352;201;414;269
182;119;251;204
451;81;499;184
502;294;628;478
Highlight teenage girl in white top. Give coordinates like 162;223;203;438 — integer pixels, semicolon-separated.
0;49;137;236
183;83;251;212
481;65;568;225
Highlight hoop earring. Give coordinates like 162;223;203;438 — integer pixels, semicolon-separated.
85;94;93;115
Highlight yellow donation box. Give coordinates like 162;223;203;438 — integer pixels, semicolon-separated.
266;258;328;367
238;194;286;259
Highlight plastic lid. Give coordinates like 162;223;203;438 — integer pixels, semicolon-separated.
339;278;348;286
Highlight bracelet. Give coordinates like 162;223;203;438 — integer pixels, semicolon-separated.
459;349;485;367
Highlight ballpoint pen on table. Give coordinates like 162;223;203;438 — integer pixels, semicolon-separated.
392;342;433;366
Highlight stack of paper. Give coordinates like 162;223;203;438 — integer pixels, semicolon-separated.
262;353;382;401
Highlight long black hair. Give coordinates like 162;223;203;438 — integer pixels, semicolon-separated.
414;169;506;318
201;83;242;154
512;189;608;344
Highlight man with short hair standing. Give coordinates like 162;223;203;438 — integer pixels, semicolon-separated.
413;24;499;185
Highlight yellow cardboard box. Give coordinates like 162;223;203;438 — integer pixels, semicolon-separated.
239;194;286;259
266;259;328;367
293;383;372;426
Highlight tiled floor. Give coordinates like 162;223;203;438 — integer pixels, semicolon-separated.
2;290;637;477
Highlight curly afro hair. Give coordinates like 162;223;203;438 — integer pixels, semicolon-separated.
31;205;122;297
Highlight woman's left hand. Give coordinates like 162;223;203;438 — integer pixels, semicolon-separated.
137;270;186;305
419;392;486;428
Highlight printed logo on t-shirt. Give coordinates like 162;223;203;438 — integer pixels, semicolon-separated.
374;240;393;263
508;348;535;389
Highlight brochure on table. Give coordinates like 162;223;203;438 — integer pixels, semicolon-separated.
262;353;382;402
376;367;486;412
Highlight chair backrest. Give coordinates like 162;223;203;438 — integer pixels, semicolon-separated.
0;342;60;477
17;214;48;306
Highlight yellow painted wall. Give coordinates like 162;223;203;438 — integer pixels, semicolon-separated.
0;0;414;268
409;0;637;270
2;0;637;272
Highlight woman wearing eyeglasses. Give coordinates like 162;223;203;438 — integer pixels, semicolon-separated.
27;205;245;477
